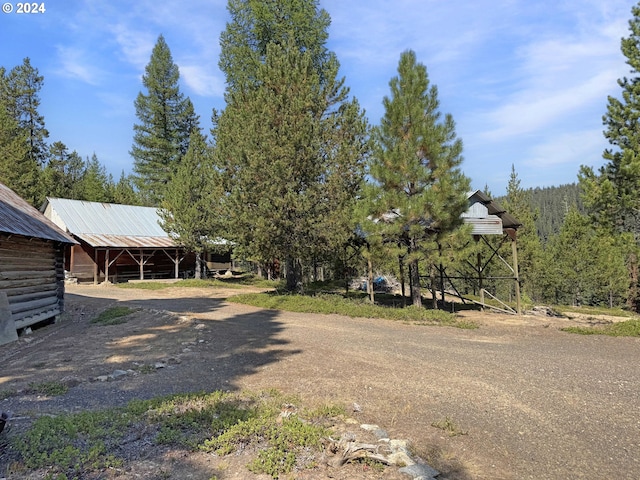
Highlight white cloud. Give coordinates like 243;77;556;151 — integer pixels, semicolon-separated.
55;46;101;85
108;23;157;71
480;70;616;140
523;129;605;168
475;9;628;142
180;65;224;98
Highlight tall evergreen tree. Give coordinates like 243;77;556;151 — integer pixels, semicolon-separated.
502;165;544;302
131;34;199;205
544;207;628;307
363;50;470;308
580;2;640;236
160;130;222;279
213;0;369;290
219;0;332;93
2;58;49;167
0;58;47;204
42;141;85;199
113;171;140;205
0;96;31;199
79;153;114;202
578;2;640;309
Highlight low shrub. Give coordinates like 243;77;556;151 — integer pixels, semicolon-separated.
227;292;477;329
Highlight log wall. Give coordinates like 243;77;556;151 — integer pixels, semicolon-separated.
0;234;65;329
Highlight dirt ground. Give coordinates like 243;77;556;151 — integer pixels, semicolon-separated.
1;284;639;479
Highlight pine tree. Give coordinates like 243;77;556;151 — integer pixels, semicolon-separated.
0;96;30;198
113;171;140;205
131;35;199;205
502;165;544;302
363;50;470;308
219;0;332;93
578;2;640;309
79;153;113;202
42;141;85;199
160;130;222;279
0;58;47;204
213;0;369;290
545;207;628;306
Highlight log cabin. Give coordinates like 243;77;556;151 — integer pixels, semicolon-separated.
0;182;77;339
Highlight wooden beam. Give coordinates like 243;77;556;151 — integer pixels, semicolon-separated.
139;249;144;280
511;237;522;315
104;248;110;283
94;248;99;284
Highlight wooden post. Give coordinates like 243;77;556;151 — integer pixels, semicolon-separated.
104;248;109;283
139;250;144;280
93;249;99;285
477;251;484;311
175;249;179;279
511;236;522;315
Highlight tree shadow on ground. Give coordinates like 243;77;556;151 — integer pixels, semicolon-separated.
1;292;299;411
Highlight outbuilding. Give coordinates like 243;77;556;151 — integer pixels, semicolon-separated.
41;198;224;283
0;182;77;344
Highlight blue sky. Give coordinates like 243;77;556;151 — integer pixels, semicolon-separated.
0;0;633;195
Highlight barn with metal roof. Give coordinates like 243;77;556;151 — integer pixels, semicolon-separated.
0;182;77;344
42;198;201;284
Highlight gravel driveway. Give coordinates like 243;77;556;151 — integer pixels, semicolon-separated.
1;284;639;479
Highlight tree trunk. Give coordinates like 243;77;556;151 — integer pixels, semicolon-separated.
399;255;406;307
409;258;422;308
431;264;438;310
368;254;374;303
627;253;639;312
285;257;302;292
195;252;202;280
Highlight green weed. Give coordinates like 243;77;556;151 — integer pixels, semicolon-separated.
431;416;468;437
561;319;640;337
227;292;478;328
90;306;136;325
26;381;68;396
2;389;342;479
0;388;17;400
116;275;283;290
558;305;636;318
116;281;171;290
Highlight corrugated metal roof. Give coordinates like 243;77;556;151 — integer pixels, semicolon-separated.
43;198;176;248
74;233;177;249
0;183;77;244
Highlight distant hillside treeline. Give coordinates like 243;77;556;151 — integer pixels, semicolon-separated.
499;183;584;243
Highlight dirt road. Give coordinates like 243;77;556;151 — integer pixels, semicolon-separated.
2;284;639;479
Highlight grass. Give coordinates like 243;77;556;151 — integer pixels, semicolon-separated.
227;292;478;329
0;389;17;400
90;306;137;325
116;275;283;291
8;390;345;480
114;276;476;328
431;416;468;437
561;319;640;337
557;304;637;318
25;381;68;397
